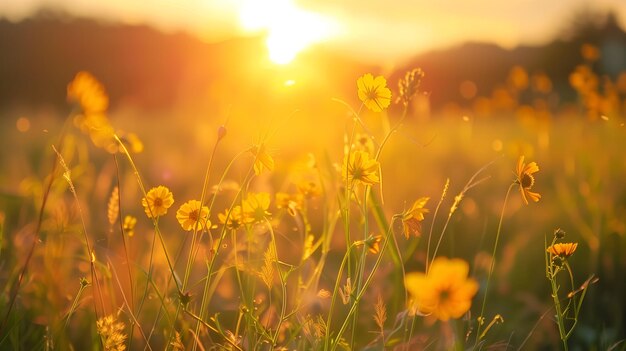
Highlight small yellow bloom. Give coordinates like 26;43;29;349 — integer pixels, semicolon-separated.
402;197;430;239
242;192;271;222
357;73;392;112
122;215;137;237
405;257;478;323
251;144;274;175
547;242;578;258
343;150;380;187
141;186;174;218
176;200;210;231
515;156;541;205
218;205;248;230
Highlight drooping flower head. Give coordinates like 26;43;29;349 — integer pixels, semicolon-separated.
547;242;578;258
515;156;541;205
357;73;392;112
402;197;430;239
405;257;478;323
176;200;210;231
142;186;174;218
343;150;380;187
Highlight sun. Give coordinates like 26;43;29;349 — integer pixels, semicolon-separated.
238;0;338;65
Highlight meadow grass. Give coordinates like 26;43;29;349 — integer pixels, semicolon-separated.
1;47;626;350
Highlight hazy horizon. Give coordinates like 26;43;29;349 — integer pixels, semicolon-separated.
2;0;626;65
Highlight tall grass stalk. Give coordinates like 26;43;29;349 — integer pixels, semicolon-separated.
475;182;515;345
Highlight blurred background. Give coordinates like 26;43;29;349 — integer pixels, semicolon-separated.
1;0;626;349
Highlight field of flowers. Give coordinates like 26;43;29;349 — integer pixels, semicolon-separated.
0;46;625;350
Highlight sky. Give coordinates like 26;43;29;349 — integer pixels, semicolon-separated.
2;0;626;65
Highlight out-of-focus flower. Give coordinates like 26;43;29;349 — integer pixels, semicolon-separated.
343;150;380;187
515;156;541;205
405;257;478;323
351;133;375;155
357;73;392;112
123;215;137;237
242;192;271;222
275;192;303;217
67;71;109;114
296;180;321;199
141;186;174;218
218;205;248;230
581;43;600;62
176;200;210;231
402;197;429;239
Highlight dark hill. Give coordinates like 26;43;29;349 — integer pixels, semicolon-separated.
1;10;625;112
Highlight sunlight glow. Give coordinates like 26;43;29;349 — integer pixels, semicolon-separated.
238;0;338;65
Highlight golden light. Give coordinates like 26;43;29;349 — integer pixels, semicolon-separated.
238;0;338;65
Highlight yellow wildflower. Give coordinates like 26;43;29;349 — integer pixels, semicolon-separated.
405;257;478;323
176;200;210;231
343;150;380;187
547;242;578;258
515;156;541;205
141;186;174;218
357;73;392;112
218;205;248;230
242;192;271;222
402;197;430;239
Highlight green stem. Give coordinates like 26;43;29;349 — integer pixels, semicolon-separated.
475;183;514;344
331;216;399;351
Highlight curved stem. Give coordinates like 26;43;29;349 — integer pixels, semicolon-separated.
475;183;515;344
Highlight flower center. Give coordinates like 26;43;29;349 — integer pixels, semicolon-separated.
521;173;534;188
438;288;451;304
366;87;379;100
189;210;199;222
154;198;163;207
